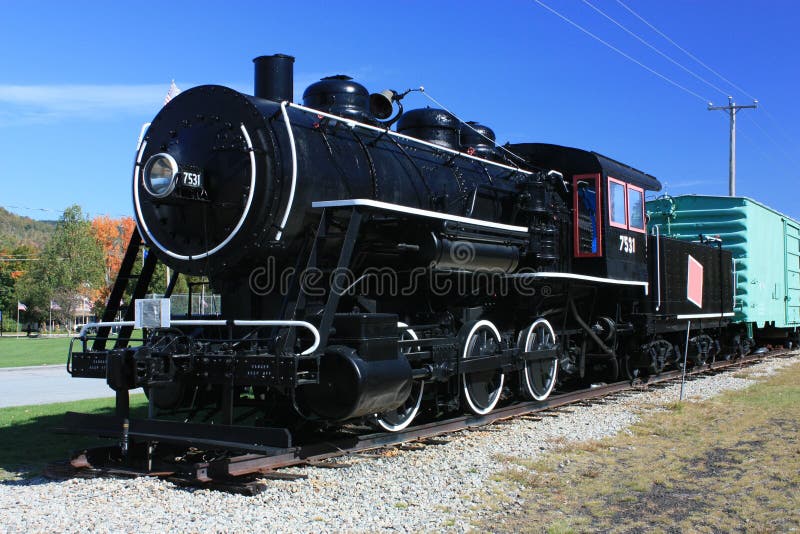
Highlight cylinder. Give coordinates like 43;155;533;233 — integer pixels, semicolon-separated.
253;53;295;102
422;234;520;273
300;346;413;420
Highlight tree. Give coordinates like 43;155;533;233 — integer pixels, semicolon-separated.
148;261;189;296
92;215;136;287
0;266;14;330
0;246;24;311
17;205;106;326
1;244;38;328
90;215;137;315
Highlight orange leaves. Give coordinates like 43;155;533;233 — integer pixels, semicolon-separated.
91;216;136;286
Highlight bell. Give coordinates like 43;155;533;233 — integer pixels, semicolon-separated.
369;89;395;119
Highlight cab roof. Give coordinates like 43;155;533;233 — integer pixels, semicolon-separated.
509;143;662;192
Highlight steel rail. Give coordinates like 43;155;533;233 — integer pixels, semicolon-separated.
55;349;791;488
193;349;789;480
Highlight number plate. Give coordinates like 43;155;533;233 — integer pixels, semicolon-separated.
619;235;636;254
181;171;203;189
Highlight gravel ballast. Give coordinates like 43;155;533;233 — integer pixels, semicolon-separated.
1;354;797;533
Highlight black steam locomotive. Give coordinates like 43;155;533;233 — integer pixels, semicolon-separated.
68;54;734;449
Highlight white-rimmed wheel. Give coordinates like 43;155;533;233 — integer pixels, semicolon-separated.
520;318;559;401
460;320;505;415
374;323;424;432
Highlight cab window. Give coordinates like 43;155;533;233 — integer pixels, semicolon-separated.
573;174;602;257
608;178;627;228
627;185;645;232
607;176;646;234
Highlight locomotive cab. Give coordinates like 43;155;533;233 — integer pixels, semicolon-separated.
508;143;660;284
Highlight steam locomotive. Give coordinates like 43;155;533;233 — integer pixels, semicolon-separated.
68;54;736;450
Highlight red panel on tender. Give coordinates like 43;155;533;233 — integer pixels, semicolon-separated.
687;255;704;308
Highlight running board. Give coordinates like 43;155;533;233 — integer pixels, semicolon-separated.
57;412;292;452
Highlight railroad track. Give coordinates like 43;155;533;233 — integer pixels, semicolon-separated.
46;348;793;494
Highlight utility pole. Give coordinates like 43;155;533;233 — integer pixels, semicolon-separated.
708;97;757;196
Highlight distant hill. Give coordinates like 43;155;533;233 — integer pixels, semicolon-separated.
0;207;57;250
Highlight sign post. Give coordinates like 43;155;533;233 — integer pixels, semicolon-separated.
679;321;692;401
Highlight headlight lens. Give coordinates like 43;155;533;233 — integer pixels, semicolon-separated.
143;153;178;198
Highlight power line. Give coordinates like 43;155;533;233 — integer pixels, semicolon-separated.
711;109;781;169
1;205;61;214
614;0;758;102
532;0;708;103
535;0;796;195
581;0;729;98
736;124;778;166
758;106;800;153
741;113;800;168
610;1;799;173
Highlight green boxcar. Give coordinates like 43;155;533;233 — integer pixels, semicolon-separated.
647;195;800;332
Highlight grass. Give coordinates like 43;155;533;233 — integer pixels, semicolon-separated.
0;336;72;367
484;360;800;533
0;394;147;480
0;330;143;368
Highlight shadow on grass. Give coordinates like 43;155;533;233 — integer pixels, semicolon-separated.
0;395;148;481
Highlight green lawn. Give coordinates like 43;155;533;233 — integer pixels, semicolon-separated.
0;394;148;480
0;336;72;368
0;330;144;368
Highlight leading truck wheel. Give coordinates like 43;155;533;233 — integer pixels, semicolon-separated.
460;320;505;415
520;318;559;401
373;323;424;432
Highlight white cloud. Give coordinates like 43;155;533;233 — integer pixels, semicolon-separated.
0;84;171;126
0;69;377;127
666;180;713;188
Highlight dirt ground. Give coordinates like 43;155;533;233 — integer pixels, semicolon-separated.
483;361;800;533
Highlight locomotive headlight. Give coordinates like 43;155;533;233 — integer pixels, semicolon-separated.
142;153;178;198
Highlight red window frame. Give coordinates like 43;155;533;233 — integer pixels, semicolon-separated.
627;184;646;234
573;173;603;258
607;177;628;230
606;176;646;234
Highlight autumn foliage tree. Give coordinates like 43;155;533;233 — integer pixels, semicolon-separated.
92;215;136;290
94;215;193;297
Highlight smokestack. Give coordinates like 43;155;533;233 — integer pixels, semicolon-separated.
253;54;295;102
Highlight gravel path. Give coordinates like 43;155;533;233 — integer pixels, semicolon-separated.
1;354;796;533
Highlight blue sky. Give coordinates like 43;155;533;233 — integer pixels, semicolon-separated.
1;0;798;221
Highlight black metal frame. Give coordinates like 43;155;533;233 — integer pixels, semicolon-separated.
65;203;572;458
93;230;158;351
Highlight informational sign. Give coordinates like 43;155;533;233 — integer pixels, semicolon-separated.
134;298;171;328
